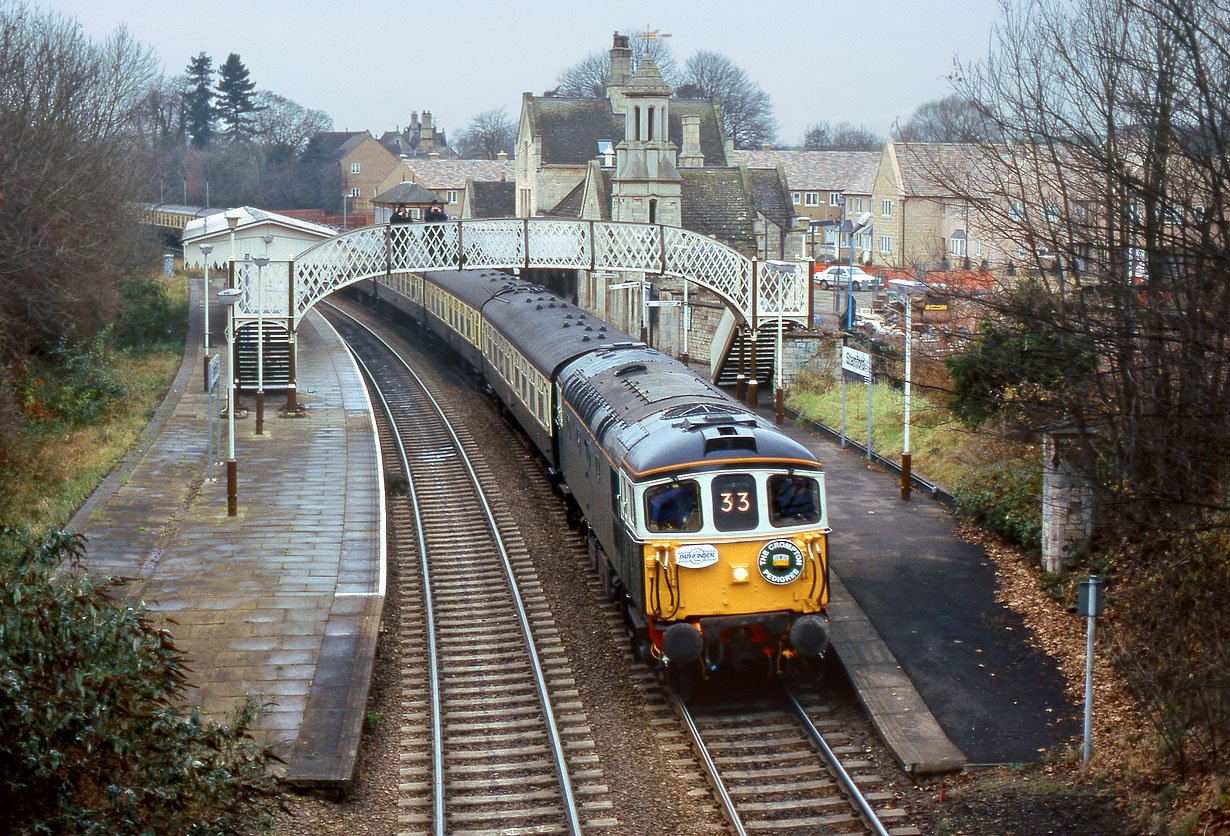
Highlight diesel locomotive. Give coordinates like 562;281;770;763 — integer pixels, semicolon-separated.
372;267;831;681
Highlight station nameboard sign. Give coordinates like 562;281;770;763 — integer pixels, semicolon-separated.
841;346;872;382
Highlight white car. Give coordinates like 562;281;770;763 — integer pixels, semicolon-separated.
814;265;877;291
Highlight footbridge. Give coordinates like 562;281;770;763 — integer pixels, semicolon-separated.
224;218;812;394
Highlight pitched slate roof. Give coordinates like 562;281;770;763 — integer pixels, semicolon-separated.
747;168;795;231
526;98;622;166
400;158;515;189
466;180;516;218
680;169;756;254
313;131;371;159
731;149;880;193
546;180;586;218
892;142;984;197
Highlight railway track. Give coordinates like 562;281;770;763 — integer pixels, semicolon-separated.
669;684;913;836
323;304;616;836
325;297;921;836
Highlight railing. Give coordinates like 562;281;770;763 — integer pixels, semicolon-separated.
289;218;811;329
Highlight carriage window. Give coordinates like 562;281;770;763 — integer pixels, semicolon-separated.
712;473;758;531
645;480;701;533
769;475;821;526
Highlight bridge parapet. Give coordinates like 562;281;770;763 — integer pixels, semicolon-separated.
289;218;810;328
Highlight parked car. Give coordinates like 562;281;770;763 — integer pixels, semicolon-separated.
814;265;878;291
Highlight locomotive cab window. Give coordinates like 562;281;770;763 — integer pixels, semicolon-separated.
645;480;701;533
712;473;758;531
769;474;821;526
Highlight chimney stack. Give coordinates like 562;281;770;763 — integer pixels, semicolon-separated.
607;33;632;113
679;115;704;167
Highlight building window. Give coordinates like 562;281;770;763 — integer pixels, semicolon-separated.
804;192;819;206
791;192;801;205
881;198;893;217
350;162;361;174
974;240;982;257
949;236;967;257
880;235;891;254
829;192;842;207
349;187;360;198
446;190;458;203
857;231;872;249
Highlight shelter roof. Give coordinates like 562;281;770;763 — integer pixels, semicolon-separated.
180;207;336;244
374;182;439;205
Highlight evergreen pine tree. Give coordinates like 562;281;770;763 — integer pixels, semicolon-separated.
183;52;215;148
216;53;257;142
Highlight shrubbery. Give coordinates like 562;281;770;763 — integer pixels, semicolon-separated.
0;527;282;835
952;455;1042;552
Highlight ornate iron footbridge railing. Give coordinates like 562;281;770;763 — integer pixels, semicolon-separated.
249;218;812;330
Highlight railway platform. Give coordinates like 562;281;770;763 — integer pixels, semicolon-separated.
745;396;1078;775
69;277;383;789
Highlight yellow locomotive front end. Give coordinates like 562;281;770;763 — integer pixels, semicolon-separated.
631;466;831;679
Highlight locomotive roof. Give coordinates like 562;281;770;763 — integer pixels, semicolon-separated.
425;270;643;376
559;347;820;477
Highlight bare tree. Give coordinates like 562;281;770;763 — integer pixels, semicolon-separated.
939;0;1230;530
455;107;515;160
681;51;776;148
896;94;995;142
0;4;157;360
803;121;882;150
933;0;1230;782
252;90;332;157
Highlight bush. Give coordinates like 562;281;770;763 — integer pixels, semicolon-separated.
11;330;125;427
953;455;1042;551
0;528;282;836
114;274;186;351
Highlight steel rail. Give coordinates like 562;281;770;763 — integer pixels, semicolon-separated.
343;342;446;836
784;686;891;836
324;301;583;836
668;690;749;836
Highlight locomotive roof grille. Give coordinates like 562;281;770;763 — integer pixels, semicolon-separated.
701;425;758;454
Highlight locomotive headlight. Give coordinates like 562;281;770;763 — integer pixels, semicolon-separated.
731;565;750;583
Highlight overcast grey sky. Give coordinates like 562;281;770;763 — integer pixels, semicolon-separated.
47;0;1004;145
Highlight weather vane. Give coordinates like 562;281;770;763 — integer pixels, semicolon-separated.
636;28;671;41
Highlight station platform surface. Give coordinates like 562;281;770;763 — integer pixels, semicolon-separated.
69;278;383;788
745;393;1078;774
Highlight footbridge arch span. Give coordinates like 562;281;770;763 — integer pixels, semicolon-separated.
288;218;811;329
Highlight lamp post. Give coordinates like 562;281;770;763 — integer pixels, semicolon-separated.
252;255;269;436
892;279;927;500
218;286;242;516
843;211;873;331
200;244;214;349
199;243;214;392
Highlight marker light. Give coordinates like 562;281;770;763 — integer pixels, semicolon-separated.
732;566;750;583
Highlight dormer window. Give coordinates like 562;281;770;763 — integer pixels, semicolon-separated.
597;140;614;167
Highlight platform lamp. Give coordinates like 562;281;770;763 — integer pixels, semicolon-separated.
893;279;928;500
251;254;269;436
199;243;214;392
218;286;243;516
